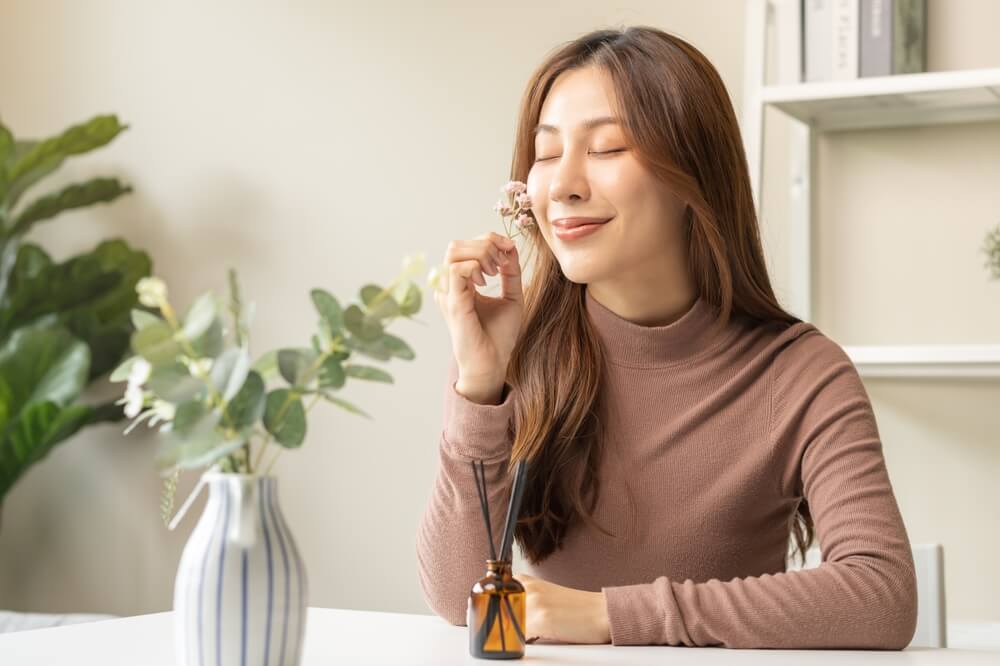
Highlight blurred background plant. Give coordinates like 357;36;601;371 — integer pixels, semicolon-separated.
111;253;428;523
983;223;1000;280
0;113;151;521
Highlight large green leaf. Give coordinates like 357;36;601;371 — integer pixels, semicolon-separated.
1;114;128;209
10;177;132;237
0;239;152;379
0;400;93;501
0;316;90;413
0;317;94;502
0;121;13;209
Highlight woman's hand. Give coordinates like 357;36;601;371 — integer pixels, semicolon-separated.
434;232;523;395
517;573;611;645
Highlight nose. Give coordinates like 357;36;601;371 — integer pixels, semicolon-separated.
548;150;591;205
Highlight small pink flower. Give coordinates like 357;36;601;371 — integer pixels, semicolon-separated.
514;213;535;229
503;180;527;195
514;192;532;209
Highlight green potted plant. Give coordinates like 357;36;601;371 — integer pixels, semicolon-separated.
0;113;151;526
111;255;429;666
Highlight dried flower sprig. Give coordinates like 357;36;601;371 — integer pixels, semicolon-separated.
494;180;536;238
427;180;534;294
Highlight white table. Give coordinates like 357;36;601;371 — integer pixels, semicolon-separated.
0;607;995;665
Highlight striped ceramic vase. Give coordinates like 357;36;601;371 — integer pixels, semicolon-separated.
173;472;308;666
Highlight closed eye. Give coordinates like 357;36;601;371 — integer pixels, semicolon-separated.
533;148;626;163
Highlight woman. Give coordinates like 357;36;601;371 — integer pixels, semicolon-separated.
416;25;918;650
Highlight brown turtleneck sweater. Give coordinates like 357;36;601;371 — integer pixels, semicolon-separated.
415;287;918;649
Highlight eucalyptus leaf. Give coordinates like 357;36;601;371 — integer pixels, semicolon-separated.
155;408;246;471
395;282;422;316
310;288;343;333
344;364;393;383
172;399;208;434
147;362;206;404
131;308;161;330
360;284;400;319
343;334;392;361
209;347;251;402
277;348;316;386
382;333;415;361
320;392;372;420
109;355;141;383
131;320;180;366
318;357;346;389
190;317;224;358
224;370;265;428
251;349;279;380
182;292;217;341
343;304;383;341
263;388;306;448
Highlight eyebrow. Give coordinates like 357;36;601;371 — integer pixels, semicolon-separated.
532;116;621;136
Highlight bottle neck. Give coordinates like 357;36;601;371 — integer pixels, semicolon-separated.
486;559;512;578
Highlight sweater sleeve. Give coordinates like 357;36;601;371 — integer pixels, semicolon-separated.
416;353;516;625
600;326;918;649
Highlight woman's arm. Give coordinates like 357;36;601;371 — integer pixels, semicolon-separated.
601;328;919;649
415;354;516;625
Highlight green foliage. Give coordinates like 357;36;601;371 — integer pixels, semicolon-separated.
116;260;425;476
0;114;145;508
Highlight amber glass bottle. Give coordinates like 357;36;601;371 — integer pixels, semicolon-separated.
468;559;526;659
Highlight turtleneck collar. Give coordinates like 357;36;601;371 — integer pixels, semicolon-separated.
584;286;727;368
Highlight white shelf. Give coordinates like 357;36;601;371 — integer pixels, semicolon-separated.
761;67;1000;132
844;344;1000;378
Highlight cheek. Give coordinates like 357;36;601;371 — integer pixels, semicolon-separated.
526;169;544;209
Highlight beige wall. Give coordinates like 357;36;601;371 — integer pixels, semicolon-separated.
0;0;997;625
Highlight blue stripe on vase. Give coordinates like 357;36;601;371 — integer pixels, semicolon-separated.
216;484;231;666
196;487;223;666
273;494;305;665
268;479;290;666
241;549;248;666
261;478;274;666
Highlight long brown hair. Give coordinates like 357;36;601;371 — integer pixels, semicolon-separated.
504;26;815;568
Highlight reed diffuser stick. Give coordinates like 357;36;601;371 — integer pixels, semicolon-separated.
499;459;528;561
470;457;529;654
470;460;497;560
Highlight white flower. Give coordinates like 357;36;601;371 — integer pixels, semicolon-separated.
149;399;176;426
401;252;427;279
136;276;168;308
426;264;447;293
128;357;152;386
117;383;146;419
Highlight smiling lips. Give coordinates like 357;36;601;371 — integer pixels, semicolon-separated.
552;216;611;240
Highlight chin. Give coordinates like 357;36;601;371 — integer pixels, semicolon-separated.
556;259;603;286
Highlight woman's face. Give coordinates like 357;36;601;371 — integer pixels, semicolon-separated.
526;65;688;290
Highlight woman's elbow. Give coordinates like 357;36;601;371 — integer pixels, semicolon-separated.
873;564;919;650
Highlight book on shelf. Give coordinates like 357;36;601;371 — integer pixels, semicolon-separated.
860;0;927;76
796;0;926;84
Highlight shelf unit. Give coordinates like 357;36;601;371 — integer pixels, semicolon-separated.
741;0;1000;379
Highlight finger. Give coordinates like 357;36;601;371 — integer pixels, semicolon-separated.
447;259;485;304
448;238;501;276
498;243;522;302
